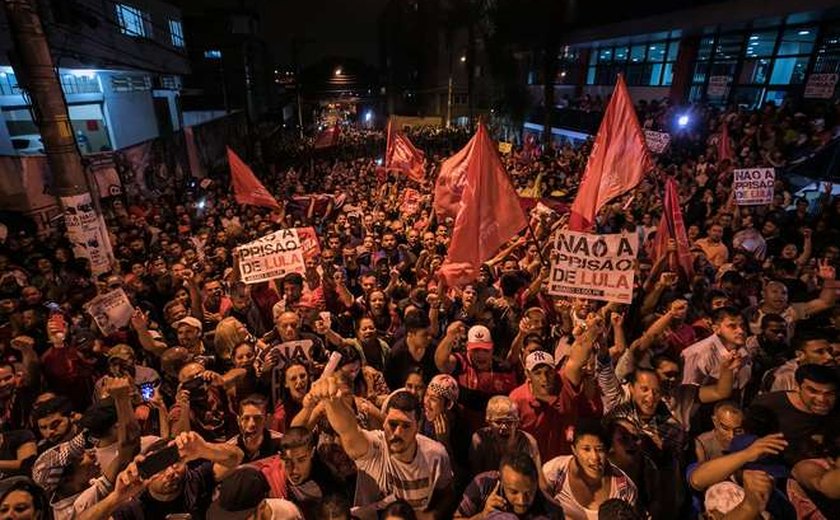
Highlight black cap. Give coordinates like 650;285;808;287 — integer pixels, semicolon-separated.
217;466;270;512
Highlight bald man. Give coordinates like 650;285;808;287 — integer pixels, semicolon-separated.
695;401;744;462
468;395;541;475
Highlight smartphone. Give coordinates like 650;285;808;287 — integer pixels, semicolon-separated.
140;382;155;402
137;445;181;479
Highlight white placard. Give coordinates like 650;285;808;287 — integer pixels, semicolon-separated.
236;228;306;284
644;130;671;154
708;76;730;97
60;193;114;276
85;288;133;336
804;73;839;99
549;231;638;304
733;168;775;206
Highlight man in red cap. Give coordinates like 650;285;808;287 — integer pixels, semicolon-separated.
434;322;518;431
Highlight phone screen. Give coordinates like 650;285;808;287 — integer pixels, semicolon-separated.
137;445;180;479
140;383;155;401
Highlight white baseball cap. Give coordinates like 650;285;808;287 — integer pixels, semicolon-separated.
467;325;493;351
525;351;556;372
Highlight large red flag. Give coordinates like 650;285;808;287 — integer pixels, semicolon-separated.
313;125;341;149
385;120;426;182
227;147;281;210
569;75;653;231
439;123;527;286
653;177;694;279
717;120;733;163
433;134;477;220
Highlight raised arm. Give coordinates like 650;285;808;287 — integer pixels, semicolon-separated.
689;434;787;491
435;321;464;374
309;376;370;460
173;431;244;480
563;315;603;387
798;259;837;317
698;355;738;403
792;458;840;500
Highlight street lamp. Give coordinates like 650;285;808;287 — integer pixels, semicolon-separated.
460;55;466;63
334;67;342;76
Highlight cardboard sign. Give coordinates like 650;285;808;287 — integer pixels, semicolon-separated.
549;231;638;304
733;168;775;206
295;227;321;263
236;228;305;284
85;288;133;336
804;73;839;99
644;130;671;154
707;76;730;97
498;142;513;154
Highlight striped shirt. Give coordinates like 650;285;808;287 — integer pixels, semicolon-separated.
352;430;452;516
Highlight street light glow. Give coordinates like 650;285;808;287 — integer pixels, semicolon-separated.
334;67;342;76
460;55;466;63
365;111;373;122
678;114;690;128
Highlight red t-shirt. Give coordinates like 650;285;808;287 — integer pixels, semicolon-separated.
509;369;595;461
453;353;519;431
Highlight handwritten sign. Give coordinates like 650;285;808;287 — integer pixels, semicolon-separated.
498;142;513;154
644;131;671;154
549;231;638;304
236;228;305;284
733;168;775;206
85;289;133;336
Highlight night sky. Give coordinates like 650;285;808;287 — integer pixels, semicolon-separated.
262;0;389;67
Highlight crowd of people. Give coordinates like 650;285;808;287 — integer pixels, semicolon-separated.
0;94;839;520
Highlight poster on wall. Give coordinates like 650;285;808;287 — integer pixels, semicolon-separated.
548;231;638;304
733;168;775;205
804;73;839;99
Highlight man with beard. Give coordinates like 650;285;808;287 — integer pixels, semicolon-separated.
227;394;282;462
456;453;561;519
32;396;78;453
172;316;206;357
86;431;243;520
764;333;837;392
308;376;453;519
469;396;541;476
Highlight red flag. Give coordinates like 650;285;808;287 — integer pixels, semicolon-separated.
439;123;527;286
717;120;733;163
313;125;341;149
569;75;653;231
227;147;281;210
433;134;477;220
385;120;426;182
653;177;694;279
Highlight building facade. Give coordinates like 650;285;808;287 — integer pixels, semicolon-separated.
0;0;189;155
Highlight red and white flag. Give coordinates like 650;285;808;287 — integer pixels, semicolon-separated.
439;123;527;286
653;177;694;280
385;120;426;182
433;134;477;220
569;75;653;231
313;125;341;149
227;147;281;210
717;120;734;163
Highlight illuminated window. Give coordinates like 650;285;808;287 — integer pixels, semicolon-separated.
204;50;222;59
169;20;184;47
115;4;150;38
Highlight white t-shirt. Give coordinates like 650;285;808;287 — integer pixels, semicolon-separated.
352;430;452;518
543;455;637;520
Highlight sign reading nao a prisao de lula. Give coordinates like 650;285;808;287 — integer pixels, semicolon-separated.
548;231;638;304
733;168;775;206
236;228;306;284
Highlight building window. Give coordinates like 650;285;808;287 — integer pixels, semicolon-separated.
169;19;184;47
115;3;150;38
204;50;222;59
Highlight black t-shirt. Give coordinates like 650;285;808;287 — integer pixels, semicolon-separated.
113;461;215;520
383;338;439;389
746;391;835;465
0;429;35;478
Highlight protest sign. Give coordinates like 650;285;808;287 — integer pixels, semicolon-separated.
401;188;422;217
61;193;114;276
708;76;730;97
804;73;839;99
295;227;321;263
498;142;513;154
269;339;315;403
733;168;775;206
85;288;133;336
644;130;671;154
236;228;305;284
549;231;638;304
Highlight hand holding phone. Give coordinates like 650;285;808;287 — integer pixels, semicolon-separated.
136;445;180;479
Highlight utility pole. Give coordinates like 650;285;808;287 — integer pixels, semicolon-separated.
3;0;114;275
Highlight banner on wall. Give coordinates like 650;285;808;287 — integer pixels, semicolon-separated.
61;192;115;275
548;231;638;304
733;168;775;205
804;73;839;99
85;288;134;335
236;228;306;284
